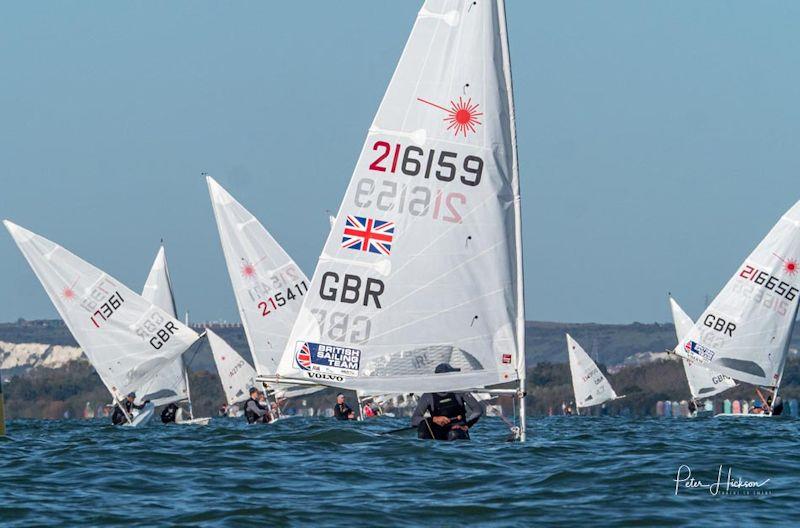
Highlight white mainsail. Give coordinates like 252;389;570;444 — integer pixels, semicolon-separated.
275;0;525;401
669;296;735;400
207;176;311;375
566;334;619;409
673;201;800;388
3;221;199;403
207;328;257;406
138;245;191;406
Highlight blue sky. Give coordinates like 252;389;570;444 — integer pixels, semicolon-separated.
1;1;799;324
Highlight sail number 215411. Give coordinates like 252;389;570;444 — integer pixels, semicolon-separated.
257;281;308;317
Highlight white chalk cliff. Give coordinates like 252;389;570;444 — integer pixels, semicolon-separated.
0;341;85;374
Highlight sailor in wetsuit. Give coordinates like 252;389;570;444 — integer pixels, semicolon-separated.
333;393;356;420
768;396;784;416
161;403;179;424
410;363;484;441
243;387;270;424
111;392;149;425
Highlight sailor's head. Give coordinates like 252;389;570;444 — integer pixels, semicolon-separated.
336;393;345;404
434;363;461;375
126;392;136;401
249;387;259;398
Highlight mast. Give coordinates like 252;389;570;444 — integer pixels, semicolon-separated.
183;361;194;420
497;0;526;442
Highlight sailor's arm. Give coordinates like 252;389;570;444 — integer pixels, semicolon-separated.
410;394;433;427
462;393;484;428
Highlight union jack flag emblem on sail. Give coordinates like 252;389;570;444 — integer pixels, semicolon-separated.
341;215;395;255
296;342;312;370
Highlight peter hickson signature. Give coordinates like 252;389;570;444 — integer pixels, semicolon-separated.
674;465;770;495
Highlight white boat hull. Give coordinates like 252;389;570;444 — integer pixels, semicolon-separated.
175;417;211;426
123;402;155;427
715;413;772;418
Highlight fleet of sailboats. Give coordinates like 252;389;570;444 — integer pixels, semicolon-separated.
2;1;798;433
3;221;202;427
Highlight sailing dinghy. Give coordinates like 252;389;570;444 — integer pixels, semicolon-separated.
139;245;210;425
263;0;528;440
3;221;202;427
566;334;624;414
673;201;800;417
207;328;258;417
207;177;325;406
668;296;735;416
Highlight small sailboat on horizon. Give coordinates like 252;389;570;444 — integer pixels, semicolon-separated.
566;334;624;415
207;327;258;418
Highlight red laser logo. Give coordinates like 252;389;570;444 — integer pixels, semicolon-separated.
62;278;79;301
417;96;483;137
241;261;255;278
773;253;798;276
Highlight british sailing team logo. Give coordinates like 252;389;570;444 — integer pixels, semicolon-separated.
417;96;483;137
296;342;313;369
684;340;715;361
295;342;361;377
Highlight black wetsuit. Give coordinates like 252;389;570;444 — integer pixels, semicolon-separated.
688;400;697;414
333;402;354;420
161;403;178;424
772;398;784;416
244;397;269;424
411;393;484;441
111;399;147;425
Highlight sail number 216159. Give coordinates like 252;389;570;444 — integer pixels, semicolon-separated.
368;141;483;187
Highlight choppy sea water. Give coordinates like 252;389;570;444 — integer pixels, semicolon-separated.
0;416;798;527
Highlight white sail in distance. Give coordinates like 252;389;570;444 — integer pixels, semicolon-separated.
207;328;257;406
566;334;619;409
673;201;800;387
4;221;199;401
669;297;735;400
138;245;191;406
276;0;525;395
